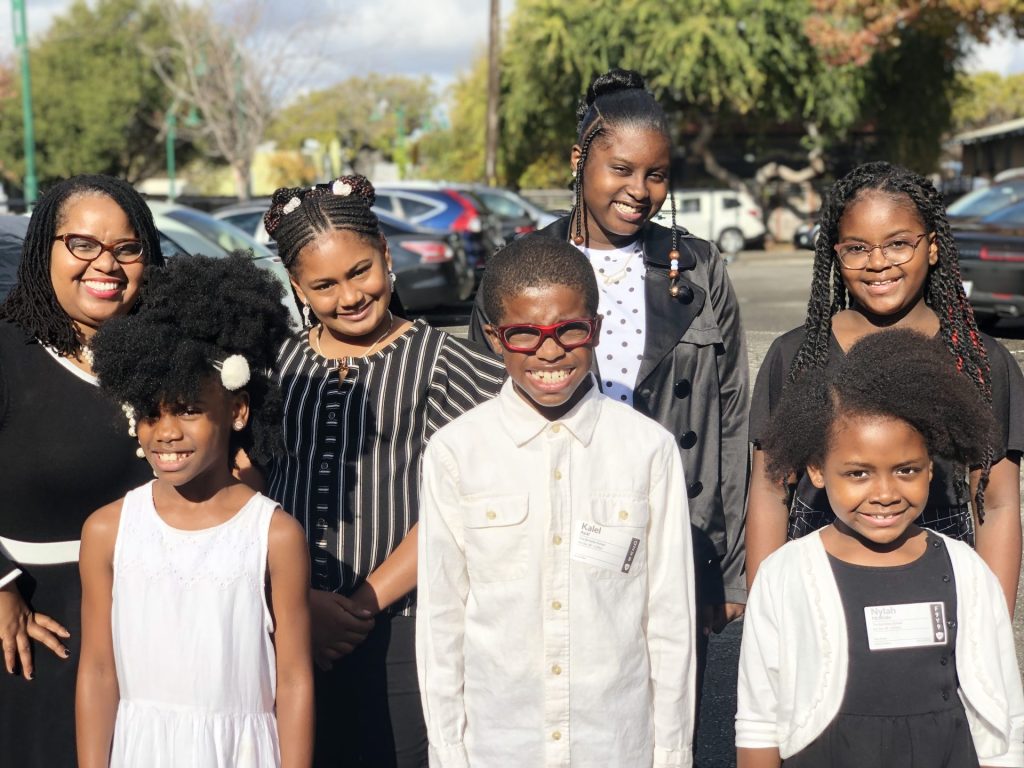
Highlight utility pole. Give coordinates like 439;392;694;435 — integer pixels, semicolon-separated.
484;0;500;187
12;0;38;207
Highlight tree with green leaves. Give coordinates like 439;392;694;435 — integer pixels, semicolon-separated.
0;0;183;188
267;74;436;177
952;72;1024;134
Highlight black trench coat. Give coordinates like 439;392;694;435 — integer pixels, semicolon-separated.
469;217;750;603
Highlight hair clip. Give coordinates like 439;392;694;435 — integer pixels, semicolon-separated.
282;196;301;215
212;354;251;391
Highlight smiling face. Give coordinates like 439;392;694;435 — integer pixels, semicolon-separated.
49;193;146;339
136;377;249;492
572;125;670;249
836;190;938;321
485;284;598;420
807;413;933;557
289;228;393;342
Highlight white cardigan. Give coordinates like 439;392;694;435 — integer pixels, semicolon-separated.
736;530;1024;766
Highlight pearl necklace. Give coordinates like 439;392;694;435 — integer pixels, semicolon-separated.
312;311;395;380
595;242;643;286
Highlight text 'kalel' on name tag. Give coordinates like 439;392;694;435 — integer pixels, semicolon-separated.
571;520;641;574
865;601;948;651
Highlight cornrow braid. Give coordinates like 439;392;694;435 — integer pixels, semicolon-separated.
789;161;994;517
572;123;603;246
264;174;382;270
0;175;163;356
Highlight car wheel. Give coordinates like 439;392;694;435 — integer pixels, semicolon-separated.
718;227;745;255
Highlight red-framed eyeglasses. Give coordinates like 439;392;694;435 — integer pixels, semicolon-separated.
494;317;598;353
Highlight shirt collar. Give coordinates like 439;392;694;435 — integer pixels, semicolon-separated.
496;374;602;447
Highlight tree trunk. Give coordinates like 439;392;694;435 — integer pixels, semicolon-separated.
233;162;251;201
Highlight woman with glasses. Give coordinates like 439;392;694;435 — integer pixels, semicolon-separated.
262;174;504;768
746;161;1024;614
0;175;163;764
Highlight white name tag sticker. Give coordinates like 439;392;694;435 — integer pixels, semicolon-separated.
865;602;948;651
571;520;641;574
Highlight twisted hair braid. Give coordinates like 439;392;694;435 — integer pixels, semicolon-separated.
571;68;676;259
790;161;993;516
264;174;382;270
0;174;163;356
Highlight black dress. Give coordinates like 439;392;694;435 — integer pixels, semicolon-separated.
750;327;1024;542
784;535;979;768
0;320;154;765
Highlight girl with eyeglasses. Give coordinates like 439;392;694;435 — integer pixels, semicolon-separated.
745;161;1024;615
0;175;163;764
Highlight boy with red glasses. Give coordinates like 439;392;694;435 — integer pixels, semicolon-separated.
416;236;697;767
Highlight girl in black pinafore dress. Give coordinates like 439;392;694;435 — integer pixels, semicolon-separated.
737;330;1024;768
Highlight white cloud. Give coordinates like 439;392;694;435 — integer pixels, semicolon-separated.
966;29;1024;76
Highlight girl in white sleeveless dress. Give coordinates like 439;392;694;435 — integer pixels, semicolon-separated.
75;255;312;768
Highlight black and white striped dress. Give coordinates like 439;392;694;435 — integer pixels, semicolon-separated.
267;318;505;615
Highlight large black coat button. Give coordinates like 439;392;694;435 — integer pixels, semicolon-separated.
679;431;698;449
687;481;703;498
673;379;691;399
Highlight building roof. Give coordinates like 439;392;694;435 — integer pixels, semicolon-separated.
954;117;1024;146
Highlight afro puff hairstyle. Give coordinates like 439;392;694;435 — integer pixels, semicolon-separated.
761;328;997;518
90;253;292;466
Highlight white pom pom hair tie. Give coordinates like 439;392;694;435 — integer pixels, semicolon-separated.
282;196;301;215
212;354;251;391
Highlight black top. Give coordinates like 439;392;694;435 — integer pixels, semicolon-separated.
749;326;1024;542
0;319;154;578
267;319;505;615
829;534;960;716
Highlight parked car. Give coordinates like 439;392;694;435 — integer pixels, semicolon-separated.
947;179;1024;221
651;188;766;256
793;221;820;250
213;199;474;310
953;199;1024;323
468;186;559;229
374;182;506;275
147;201;300;327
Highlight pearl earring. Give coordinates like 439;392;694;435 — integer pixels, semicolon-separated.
136;446;145;459
233;420;245;431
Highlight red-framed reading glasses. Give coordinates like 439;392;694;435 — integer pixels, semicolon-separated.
494;317;598;353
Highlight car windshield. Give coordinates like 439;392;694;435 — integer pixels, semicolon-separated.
947;181;1024;218
980;199;1024;227
164;208;276;259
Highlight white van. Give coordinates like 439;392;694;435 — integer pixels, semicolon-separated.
652;188;765;255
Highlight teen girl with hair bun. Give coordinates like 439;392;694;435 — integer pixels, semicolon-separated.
264;174;505;768
745;162;1024;614
470;67;751;676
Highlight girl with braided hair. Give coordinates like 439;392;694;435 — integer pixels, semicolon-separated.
746;161;1024;614
263;175;504;768
469;67;750;673
0;175;163;765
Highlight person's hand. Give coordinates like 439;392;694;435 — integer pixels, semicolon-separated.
309;589;374;671
0;582;70;679
700;602;746;637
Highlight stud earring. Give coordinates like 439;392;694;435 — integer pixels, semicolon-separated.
301;303;312;329
233;420;245;431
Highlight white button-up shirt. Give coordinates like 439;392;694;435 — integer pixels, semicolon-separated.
417;378;696;767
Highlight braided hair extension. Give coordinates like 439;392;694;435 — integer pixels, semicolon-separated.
790;161;994;515
572;70;684;293
0;175;163;356
263;174;383;271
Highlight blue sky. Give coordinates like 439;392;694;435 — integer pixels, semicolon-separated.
3;0;1021;86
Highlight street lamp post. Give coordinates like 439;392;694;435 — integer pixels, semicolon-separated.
12;0;38;207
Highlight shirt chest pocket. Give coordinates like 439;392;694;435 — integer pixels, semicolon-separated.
574;497;649;579
463;495;529;583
